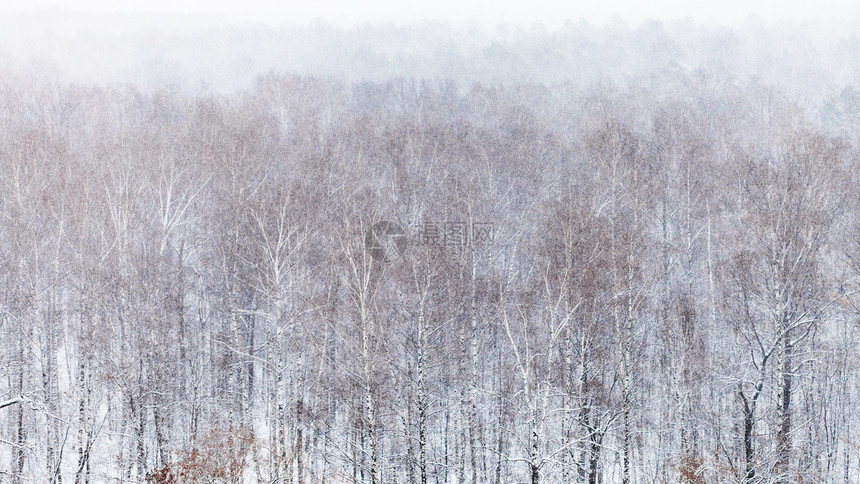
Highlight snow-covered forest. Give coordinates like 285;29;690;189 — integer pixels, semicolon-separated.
3;10;860;484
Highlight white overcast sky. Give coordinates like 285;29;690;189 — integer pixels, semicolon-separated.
1;0;859;29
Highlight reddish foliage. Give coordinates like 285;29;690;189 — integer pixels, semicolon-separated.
146;426;254;484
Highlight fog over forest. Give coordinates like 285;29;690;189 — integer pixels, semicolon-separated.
3;7;860;484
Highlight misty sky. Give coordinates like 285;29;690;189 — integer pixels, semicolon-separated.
2;0;860;28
